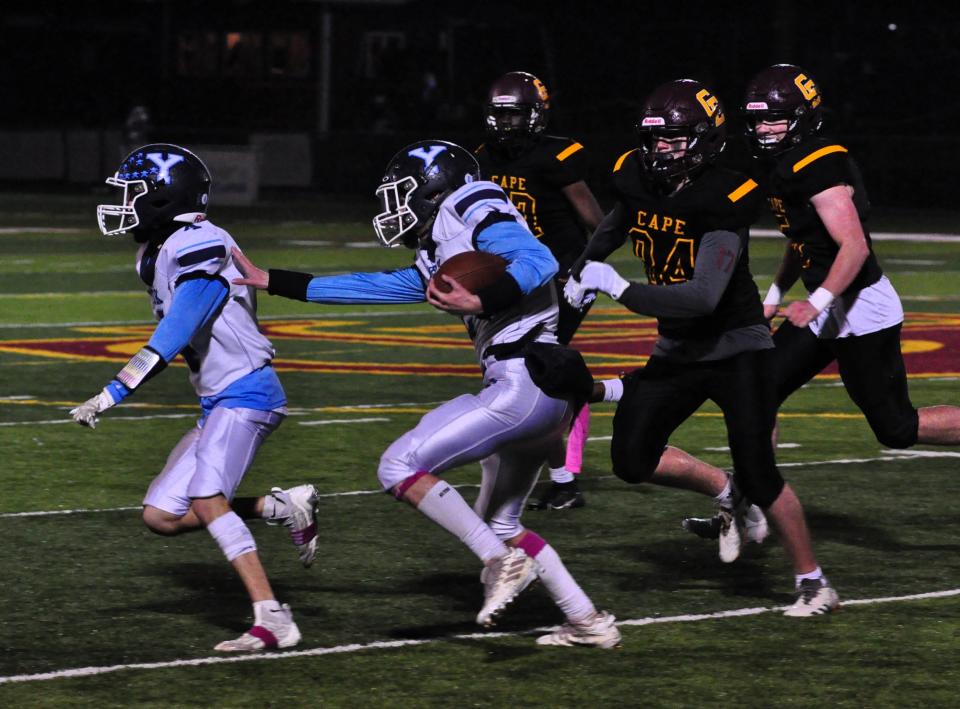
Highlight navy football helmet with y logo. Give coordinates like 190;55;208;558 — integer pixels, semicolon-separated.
97;143;212;239
373;140;480;248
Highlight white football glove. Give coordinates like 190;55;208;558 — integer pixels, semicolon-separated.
70;389;118;429
563;261;630;309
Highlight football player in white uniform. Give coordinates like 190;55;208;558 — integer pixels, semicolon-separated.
233;140;620;648
71;144;319;652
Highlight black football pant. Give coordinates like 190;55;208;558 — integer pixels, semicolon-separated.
611;348;786;508
772;321;919;448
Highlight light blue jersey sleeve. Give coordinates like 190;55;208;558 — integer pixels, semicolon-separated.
104;277;228;405
306;266;427;304
475;220;559;294
148;277;229;361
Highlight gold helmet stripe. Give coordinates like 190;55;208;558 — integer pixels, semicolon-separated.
792;145;848;173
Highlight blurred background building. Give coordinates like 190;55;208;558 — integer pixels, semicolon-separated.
0;0;957;207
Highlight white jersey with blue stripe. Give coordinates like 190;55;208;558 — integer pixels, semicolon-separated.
414;180;559;360
136;220;276;397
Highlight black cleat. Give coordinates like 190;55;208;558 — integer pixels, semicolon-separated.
528;481;586;511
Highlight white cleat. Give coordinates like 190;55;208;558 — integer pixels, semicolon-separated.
476;548;538;627
536;611;622;649
267;484;319;568
717;507;743;564
214;603;301;652
743;503;769;544
783;579;840;617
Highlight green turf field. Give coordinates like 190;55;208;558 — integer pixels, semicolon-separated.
1;191;959;707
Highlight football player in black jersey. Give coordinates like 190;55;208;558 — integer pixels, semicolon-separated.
566;79;839;616
684;65;960;549
477;71;605;511
748;64;960;447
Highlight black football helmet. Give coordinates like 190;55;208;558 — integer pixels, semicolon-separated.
373;140;481;248
483;71;551;153
97;143;211;237
636;79;727;185
742;64;823;154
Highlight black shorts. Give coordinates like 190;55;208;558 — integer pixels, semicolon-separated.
772;321;918;448
611;348;785;507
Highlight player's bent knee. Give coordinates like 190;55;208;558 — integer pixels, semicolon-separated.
612;447;658;484
377;454;414;492
872;417;919;449
142;506;182;536
736;474;784;509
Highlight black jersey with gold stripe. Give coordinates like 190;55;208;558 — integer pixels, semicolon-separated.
476;135;590;271
764;137;882;293
611;149;766;340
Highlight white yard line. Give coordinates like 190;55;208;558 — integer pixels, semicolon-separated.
1;587;957;685
2;449;954;520
298;417;390;426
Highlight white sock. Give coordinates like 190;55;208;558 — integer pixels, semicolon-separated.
417;481;507;563
261;490;287;521
253;599;282;626
715;476;733;507
535;544;596;623
549;466;575;484
795;566;825;588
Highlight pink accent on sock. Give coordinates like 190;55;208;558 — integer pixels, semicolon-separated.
564;404;590;474
516;530;547;558
248;625;278;649
392;471;428;500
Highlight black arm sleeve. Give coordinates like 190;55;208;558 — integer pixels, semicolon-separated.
569;202;629;277
476;272;523;314
267;269;314;301
617;230;742;317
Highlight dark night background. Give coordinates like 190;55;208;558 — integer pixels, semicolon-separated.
1;0;958;208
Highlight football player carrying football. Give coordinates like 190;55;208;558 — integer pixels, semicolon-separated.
71;144;318;652
682;65;960;588
233;140;620;648
565;80;840;616
477;71;605;511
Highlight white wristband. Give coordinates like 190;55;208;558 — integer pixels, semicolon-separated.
763;283;783;306
601;378;624;403
807;287;835;313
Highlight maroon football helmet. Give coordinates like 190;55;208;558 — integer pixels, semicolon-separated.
635;79;727;184
484;71;551;151
742;64;824;154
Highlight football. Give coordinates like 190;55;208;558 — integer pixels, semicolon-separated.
431;251;508;294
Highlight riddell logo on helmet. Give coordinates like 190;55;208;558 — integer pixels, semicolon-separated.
746;101;769;111
193;214;206;223
642;117;666;126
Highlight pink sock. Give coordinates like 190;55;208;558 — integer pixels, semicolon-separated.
564;404;590;474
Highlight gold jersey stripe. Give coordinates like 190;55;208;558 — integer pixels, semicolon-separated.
613;149;636;172
792;145;848;173
727;178;758;203
556;142;584;161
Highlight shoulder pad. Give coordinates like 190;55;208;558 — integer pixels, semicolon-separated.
613;149;637;173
